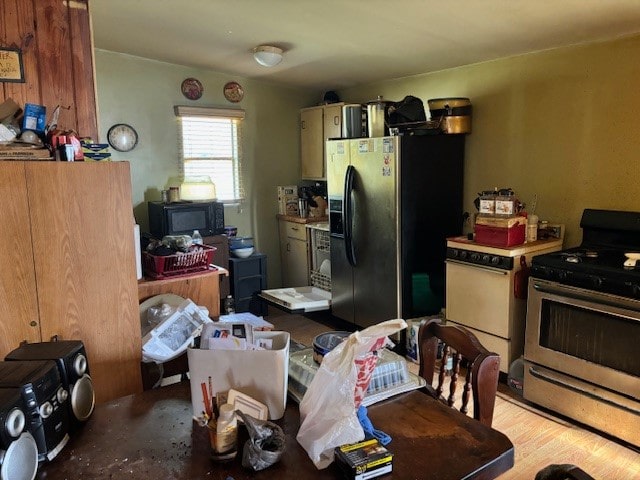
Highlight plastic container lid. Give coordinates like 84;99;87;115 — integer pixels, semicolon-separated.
219;403;234;421
312;331;350;362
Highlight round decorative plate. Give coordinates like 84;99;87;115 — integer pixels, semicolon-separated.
223;81;244;103
181;78;203;100
107;123;138;152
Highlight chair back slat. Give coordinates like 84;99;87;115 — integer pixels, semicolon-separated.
417;317;501;427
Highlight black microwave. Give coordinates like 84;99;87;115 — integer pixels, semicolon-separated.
147;201;225;238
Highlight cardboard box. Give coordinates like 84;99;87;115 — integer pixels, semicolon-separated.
278;185;299;216
334;439;393;480
187;331;290;419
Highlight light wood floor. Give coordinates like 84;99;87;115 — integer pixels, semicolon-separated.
266;310;640;480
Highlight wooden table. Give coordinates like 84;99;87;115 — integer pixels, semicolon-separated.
37;382;513;479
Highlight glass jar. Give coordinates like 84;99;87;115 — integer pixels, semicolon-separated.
495;189;516;216
478;190;497;216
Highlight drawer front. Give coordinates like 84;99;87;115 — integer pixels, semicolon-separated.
232;256;266;277
285;222;308;241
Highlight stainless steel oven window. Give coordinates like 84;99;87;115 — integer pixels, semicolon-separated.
539;299;639;377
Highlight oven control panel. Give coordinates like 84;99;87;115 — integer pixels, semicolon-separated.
446;247;514;270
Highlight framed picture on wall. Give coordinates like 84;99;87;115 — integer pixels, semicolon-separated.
0;47;25;83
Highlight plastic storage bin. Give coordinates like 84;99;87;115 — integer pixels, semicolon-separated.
288;348;411;402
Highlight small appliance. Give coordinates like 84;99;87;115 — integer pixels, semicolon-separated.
5;340;95;431
0;361;70;463
147;200;225;238
0;388;39;480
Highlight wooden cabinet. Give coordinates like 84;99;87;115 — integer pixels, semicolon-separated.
0;0;98;140
300;103;343;179
0;162;141;403
278;219;310;287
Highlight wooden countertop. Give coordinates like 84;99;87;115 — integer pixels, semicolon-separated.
277;214;328;224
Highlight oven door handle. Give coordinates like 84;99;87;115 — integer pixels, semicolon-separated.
445;259;509;275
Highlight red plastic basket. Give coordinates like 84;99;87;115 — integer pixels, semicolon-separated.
143;245;216;279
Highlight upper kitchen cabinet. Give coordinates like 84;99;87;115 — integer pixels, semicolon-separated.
300;103;343;179
0;0;98;141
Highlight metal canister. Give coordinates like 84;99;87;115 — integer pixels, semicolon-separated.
366;96;393;137
161;190;169;203
341;104;363;138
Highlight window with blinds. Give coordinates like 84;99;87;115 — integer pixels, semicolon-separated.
175;106;245;203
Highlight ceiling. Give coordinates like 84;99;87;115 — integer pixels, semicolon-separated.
90;0;640;91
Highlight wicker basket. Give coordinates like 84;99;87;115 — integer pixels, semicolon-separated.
143;245;216;279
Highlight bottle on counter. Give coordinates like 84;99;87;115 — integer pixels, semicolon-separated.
224;295;235;314
527;215;539;242
212;403;238;461
192;229;203;245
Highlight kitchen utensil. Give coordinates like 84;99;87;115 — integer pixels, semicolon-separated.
298;198;308;218
312;331;351;364
366;96;393;137
427;97;472;134
341;104;364;138
232;246;254;258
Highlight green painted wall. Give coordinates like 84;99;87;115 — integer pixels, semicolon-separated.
339;35;640;247
95;34;640;290
94;49;317;287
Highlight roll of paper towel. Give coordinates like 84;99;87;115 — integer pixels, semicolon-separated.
134;224;142;279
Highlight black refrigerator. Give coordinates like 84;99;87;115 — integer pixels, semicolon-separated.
327;135;465;328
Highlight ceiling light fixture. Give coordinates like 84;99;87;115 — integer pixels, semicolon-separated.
253;45;283;67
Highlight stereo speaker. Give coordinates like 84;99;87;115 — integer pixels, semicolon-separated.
0;388;38;480
0;360;70;462
6;340;95;429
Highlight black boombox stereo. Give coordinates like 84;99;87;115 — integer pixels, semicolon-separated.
0;388;39;480
5;340;95;432
0;360;70;465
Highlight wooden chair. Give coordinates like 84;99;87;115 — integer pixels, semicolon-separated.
535;464;596;480
417;317;500;427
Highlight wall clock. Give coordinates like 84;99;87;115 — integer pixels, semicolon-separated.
107;123;138;152
223;81;244;103
182;78;203;100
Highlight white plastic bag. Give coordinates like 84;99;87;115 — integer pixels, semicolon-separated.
296;318;407;469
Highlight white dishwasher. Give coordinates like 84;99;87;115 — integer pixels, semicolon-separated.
445;236;562;373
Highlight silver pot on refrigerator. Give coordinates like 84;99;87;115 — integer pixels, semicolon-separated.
341;104;363;138
366;96;394;137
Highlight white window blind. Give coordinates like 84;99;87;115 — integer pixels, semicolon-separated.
175;106;245;202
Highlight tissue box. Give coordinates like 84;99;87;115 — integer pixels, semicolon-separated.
187;331;290;420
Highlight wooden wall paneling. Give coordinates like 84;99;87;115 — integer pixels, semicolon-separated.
25;162;141;403
34;0;78;132
0;0;40;108
0;163;41;357
68;0;98;140
1;0;97;139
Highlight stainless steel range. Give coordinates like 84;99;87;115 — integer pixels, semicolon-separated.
524;209;640;447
